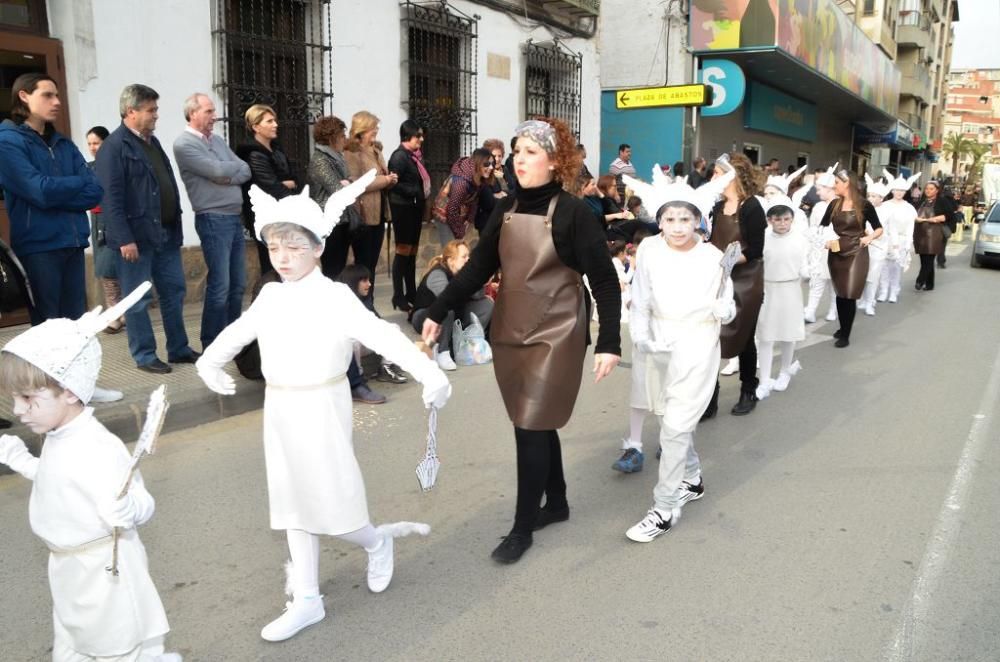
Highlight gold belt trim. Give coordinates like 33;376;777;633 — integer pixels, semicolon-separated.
45;535;113;555
266;373;347;391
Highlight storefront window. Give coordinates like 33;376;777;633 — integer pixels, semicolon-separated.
0;0;47;35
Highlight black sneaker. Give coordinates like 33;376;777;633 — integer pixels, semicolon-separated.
351;384;387;404
677;479;705;505
491;532;533;564
376;363;408;384
731;390;757;416
533;505;570;531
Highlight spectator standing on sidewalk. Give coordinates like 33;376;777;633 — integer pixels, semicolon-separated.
387;120;431;313
173;93;252;350
86;126;125;334
306;115;362;279
0;74;121;405
609;143;636;200
688;156;708;188
96;83;200;374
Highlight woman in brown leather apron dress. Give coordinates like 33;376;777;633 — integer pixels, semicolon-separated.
912;181;949;292
819;169;883;348
422;118;622;564
705;153;766;417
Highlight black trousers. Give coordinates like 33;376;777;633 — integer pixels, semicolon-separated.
917;254;936;290
321;223;386;306
512;428;567;535
835;297;857;340
738;335;758;392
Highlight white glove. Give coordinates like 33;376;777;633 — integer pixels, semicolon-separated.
421;371;452;410
98;495;139;529
198;367;236;395
712;298;736;324
0;434;38;480
635;339;672;354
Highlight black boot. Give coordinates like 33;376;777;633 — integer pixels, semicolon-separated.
391;254;409;311
731;389;758;416
700;381;720;421
491;531;533;564
403;254;418;307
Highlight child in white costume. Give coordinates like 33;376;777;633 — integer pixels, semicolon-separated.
755;204;810;400
0;283;181;662
618;170;736;541
878;170;920;303
760;164;809;233
804;163;840;323
859;175;891;315
196;172;452;643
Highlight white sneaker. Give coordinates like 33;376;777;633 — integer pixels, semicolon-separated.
260;596;325;642
626;506;680;543
720;357;739;376
91;385;124;403
876;293;888;303
803;308;816;323
772;361;801;392
367;531;394;593
888;292;898;303
755;380;773;400
825;310;838;322
156;654;183;662
435;349;457;371
864;305;875;316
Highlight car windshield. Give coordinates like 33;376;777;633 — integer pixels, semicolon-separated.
988;204;1000;222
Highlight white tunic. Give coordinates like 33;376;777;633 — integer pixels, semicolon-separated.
199;268;440;535
807;200;832;279
27;408;168;658
880;199;917;271
629;238;733;433
865;205;890;284
758;228;810;342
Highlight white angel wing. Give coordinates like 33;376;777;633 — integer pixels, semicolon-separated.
324;169;377;229
864;173;875;188
621;173;664;212
651;163;673;188
79;281;152;336
248;184;282;225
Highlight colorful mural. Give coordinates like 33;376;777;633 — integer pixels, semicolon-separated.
690;0;901;116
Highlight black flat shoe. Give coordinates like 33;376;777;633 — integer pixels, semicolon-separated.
833;329;843;339
834;337;850;348
138;359;172;374
169;350;202;364
533;505;570;531
391;297;414;313
915;282;925;291
491;532;533;564
700;382;720;421
731;390;757;416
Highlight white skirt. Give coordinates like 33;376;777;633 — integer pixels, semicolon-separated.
758;280;805;342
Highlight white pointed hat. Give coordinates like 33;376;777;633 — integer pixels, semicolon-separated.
865;173;890;199
3;282;152;404
250;169;377;242
884;167;921;192
816;162;839;188
764;164;808;195
623;163;735;219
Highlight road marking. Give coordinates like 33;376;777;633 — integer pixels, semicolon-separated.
884;339;1000;661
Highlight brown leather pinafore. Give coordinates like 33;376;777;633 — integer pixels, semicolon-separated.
711;207;764;359
913;199;945;255
490;197;588;431
827;209;869;300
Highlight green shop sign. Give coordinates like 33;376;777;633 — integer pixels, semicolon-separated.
744;81;817;142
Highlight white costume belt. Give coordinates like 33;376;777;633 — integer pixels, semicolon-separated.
652;313;716;327
266;373;347;391
45;535;113;555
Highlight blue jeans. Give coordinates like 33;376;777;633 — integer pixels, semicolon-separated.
195;213;246;348
18;247;86;325
116;228;193;366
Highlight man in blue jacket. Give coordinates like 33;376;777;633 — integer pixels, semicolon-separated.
0;73;102;325
95;83;199;374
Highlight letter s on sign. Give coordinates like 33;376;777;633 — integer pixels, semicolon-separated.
703;66;727;110
698;59;745;118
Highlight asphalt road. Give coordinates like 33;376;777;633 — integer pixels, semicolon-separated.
2;242;999;662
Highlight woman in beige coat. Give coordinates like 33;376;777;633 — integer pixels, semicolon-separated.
343;111;398;308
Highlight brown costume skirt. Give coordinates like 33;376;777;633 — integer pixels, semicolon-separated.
720;259;764;359
913;221;945;255
828;237;869;300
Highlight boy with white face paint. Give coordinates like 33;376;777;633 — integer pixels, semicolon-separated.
620;170;736;542
0;282;183;662
803;163;840;323
859;174;891;315
196;172;452;643
879;170;920;303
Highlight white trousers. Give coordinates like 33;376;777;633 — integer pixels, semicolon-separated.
52;634;166;662
882;261;903;299
804;277;836;318
285;525;380;598
652;425;700;511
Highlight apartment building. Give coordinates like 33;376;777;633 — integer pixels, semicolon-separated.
941;69;1000;178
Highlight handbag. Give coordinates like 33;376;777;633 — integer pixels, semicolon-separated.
431;176;454;224
0;238;32;313
453;312;492;366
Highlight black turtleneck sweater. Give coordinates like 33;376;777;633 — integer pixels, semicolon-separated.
428;180;621;355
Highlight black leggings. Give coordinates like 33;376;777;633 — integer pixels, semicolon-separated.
738;335;758;392
512;428;567;535
836;297;857;339
917;254;936;289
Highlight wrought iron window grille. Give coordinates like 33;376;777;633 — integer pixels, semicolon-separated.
524;38;582;138
213;0;333;175
400;0;479;189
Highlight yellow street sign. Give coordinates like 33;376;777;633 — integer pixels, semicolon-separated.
615;84;712;110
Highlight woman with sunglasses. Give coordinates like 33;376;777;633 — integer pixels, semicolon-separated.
387;119;431;314
819;169;883;348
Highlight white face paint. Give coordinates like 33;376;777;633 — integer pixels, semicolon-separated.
12;387;80;435
265;230;322;282
763;185;783;201
817;185;836;202
891;188;906;200
658;204;699;250
867;193;883;207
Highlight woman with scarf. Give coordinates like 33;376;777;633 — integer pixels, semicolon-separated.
912;180;950;292
421;118;621;565
437;149;491;244
387;119;431;314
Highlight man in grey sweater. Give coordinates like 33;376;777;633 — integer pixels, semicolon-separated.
173;93;252;349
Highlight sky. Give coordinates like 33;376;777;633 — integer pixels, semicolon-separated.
950;1;1000;69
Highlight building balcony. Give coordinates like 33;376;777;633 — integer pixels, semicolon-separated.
898;11;932;50
901;111;925;132
901;62;933;103
535;0;599;16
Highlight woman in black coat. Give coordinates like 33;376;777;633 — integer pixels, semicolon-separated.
236;104;301;274
387;119;431;312
912;180;951;291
